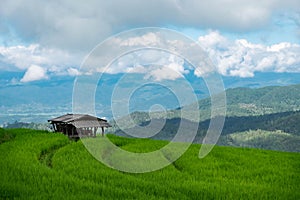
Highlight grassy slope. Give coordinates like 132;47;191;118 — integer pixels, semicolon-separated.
0;129;299;199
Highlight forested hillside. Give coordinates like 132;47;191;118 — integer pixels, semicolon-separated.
113;84;300;152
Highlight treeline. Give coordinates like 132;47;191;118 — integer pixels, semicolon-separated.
116;110;300;138
3;121;51;131
201;110;300;136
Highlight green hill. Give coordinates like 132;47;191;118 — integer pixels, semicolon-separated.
112;84;300;152
112;84;300;128
114;111;300;152
0;128;299;199
223;84;300;117
194;83;300;119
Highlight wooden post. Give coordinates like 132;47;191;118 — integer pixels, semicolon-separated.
93;127;97;138
101;127;104;137
71;126;74;137
65;126;68;136
52;123;57;132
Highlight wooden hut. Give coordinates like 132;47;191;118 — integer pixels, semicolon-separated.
48;114;111;138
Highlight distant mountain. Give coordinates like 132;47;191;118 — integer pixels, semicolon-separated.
222;72;300;88
189;83;300;121
3;121;51;131
225;84;300;116
112;84;300;152
1;72;300;125
112;83;300;128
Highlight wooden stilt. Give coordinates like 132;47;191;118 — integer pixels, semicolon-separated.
101;127;104;137
93;127;97;138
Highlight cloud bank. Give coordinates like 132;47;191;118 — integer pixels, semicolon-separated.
0;0;299;51
0;44;82;79
0;0;299;82
1;31;300;82
81;31;300;80
198;31;300;77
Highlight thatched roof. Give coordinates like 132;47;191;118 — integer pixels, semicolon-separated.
48;114;111;128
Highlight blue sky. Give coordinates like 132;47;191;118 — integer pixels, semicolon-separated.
0;0;299;83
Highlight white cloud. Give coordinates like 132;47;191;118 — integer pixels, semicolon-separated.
67;68;81;76
75;31;300;80
0;44;80;70
197;31;228;49
112;54;187;81
142;62;188;81
0;44;45;70
88;43;189;81
1;30;300;81
0;44;82;78
0;1;299;82
120;33;160;47
20;64;48;82
198;31;300;77
0;0;299;51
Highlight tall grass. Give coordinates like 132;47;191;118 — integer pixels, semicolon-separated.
0;128;299;199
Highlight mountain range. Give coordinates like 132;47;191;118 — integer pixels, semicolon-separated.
113;83;300;152
1;72;300;125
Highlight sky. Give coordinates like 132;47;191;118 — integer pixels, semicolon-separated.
0;0;300;83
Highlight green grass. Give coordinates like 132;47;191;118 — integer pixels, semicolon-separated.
0;128;299;199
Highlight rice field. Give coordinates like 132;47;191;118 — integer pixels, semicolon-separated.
0;128;299;199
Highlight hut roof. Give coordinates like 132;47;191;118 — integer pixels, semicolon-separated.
48;114;111;128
